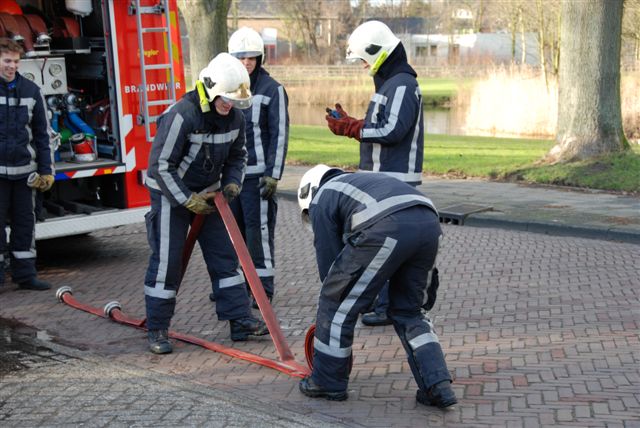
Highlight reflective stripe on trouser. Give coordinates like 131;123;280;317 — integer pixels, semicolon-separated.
144;192;251;330
371;183;418;315
0;178;37;283
311;206;451;391
231;176;277;296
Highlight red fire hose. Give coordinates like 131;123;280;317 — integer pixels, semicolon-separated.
57;192;312;378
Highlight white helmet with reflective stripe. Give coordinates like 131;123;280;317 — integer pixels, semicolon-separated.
198;52;252;109
298;164;342;228
346;20;400;76
228;27;264;58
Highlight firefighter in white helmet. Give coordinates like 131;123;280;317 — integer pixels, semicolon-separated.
218;27;289;308
296;165;457;408
143;52;269;355
326;20;425;327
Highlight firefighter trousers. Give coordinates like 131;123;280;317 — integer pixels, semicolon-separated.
0;178;37;284
231;176;277;297
144;192;252;330
311;206;452;392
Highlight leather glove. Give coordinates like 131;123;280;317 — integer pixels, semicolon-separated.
259;176;278;199
39;174;55;192
222;183;240;203
184;192;215;215
326;103;364;141
27;173;55;192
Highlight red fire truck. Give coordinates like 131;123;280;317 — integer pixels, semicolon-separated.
1;0;185;239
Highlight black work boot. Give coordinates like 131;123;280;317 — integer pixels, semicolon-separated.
18;278;51;291
148;329;172;354
361;311;392;326
299;376;348;401
229;316;269;341
416;381;457;408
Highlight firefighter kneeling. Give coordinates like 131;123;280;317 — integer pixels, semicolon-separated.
297;165;457;408
142;53;268;354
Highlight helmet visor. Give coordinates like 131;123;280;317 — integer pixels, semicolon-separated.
221;95;252;109
231;50;262;59
221;82;252;109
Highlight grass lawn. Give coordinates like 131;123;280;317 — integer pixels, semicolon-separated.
419;77;473;105
288;125;640;193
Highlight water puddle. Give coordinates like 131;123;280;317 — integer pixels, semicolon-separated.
0;318;62;376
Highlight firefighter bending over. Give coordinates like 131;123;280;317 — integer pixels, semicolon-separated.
143;53;269;354
297;165;457;408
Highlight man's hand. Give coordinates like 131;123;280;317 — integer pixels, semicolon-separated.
222;183;240;203
326;103;364;141
259;176;278;199
185;192;215;215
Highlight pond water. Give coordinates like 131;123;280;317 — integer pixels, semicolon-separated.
289;105;467;135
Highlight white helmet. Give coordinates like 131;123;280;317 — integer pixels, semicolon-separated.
198;52;252;109
228;27;264;59
298;164;342;227
346;20;400;76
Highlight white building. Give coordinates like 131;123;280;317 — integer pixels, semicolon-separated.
402;32;541;66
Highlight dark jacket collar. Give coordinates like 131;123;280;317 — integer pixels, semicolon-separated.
373;44;416;91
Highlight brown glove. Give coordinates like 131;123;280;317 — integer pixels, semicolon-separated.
184;192;215;215
326;103;364;141
259;176;278;199
222;183;240;203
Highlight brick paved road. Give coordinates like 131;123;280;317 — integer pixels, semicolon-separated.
1;197;638;427
0;332;342;427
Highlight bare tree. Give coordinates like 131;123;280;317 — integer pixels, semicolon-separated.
273;0;324;60
548;0;629;163
178;0;232;83
622;0;640;63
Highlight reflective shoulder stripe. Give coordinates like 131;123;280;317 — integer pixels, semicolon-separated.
157;114;188;205
362;85;406;139
312;180;377;207
252;93;270;105
371;93;387;104
350;194;436;230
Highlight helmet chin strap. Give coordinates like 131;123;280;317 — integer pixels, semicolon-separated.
369;51;389;76
195;80;211;113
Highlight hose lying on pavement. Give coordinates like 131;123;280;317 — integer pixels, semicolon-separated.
55;192;311;379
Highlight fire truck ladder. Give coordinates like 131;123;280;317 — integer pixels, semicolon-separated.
132;0;177;142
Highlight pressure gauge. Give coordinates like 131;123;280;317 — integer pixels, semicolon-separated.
51;80;63;89
23;72;36;81
49;63;63;76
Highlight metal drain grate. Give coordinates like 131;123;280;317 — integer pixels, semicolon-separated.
439;204;493;225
